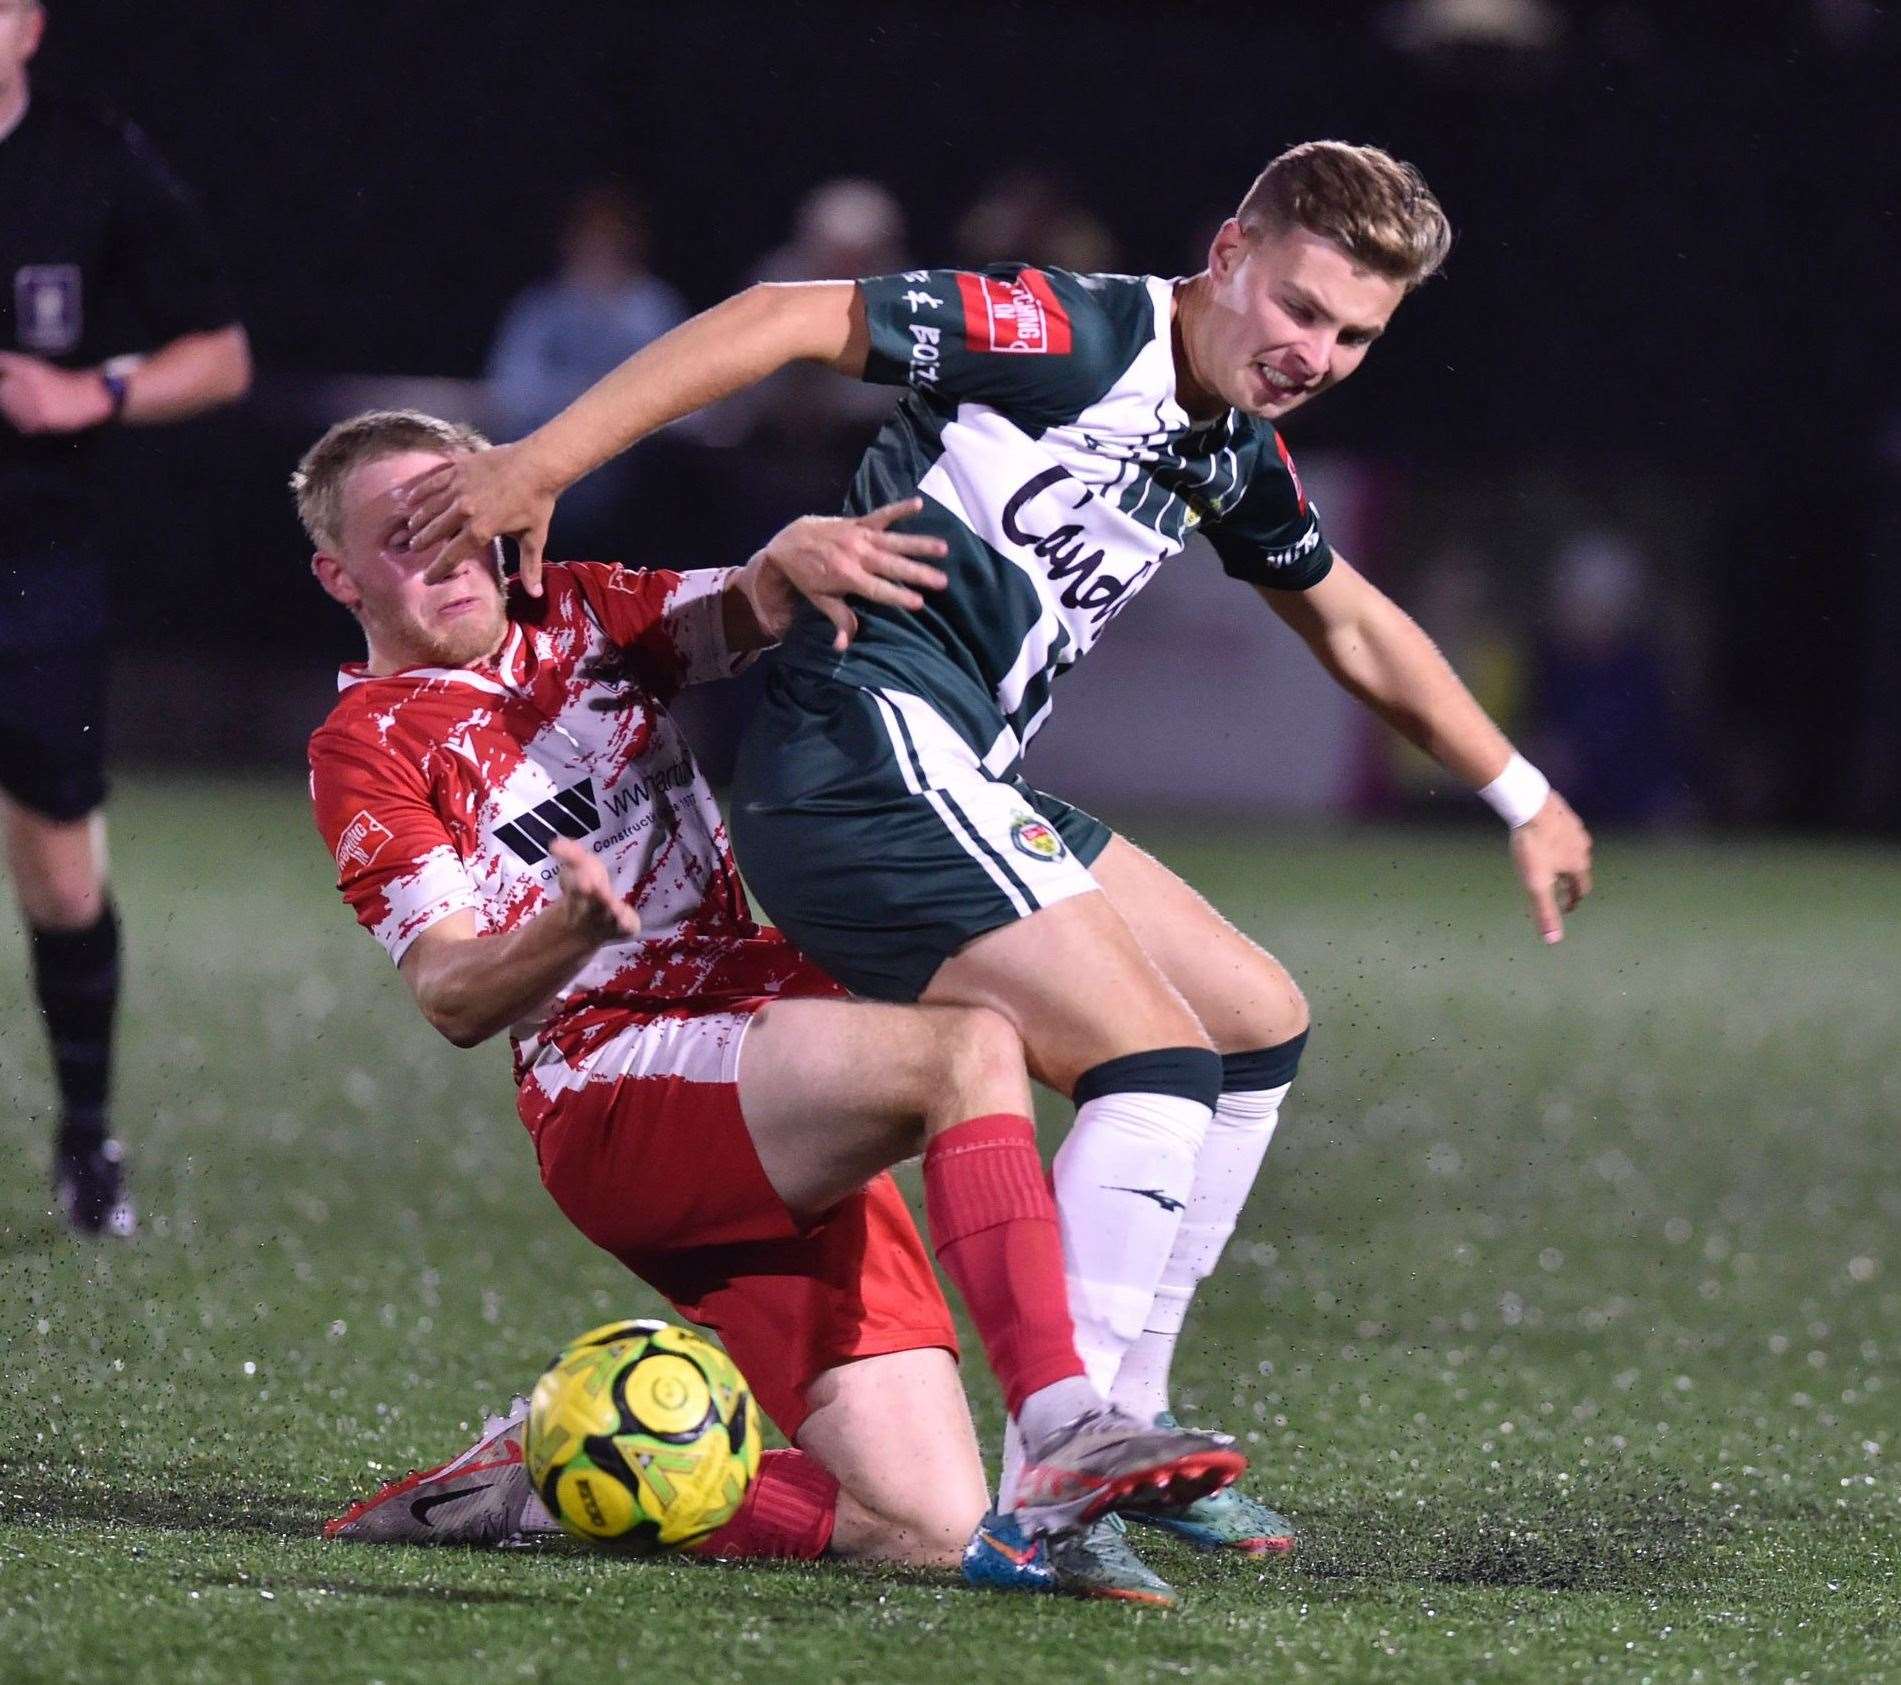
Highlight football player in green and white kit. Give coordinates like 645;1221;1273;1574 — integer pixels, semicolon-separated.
404;141;1594;1604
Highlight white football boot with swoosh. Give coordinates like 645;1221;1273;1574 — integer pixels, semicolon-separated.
323;1396;562;1546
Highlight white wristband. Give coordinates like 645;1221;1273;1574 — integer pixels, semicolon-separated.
1477;753;1550;828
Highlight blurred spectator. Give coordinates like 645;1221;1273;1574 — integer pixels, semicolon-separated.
953;169;1118;274
754;177;906;286
704;178;909;505
485;183;685;554
1379;0;1563;53
676;178;914;779
1529;532;1687;827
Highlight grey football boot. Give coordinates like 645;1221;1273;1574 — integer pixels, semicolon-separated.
1049;1513;1179;1606
1012;1404;1245;1538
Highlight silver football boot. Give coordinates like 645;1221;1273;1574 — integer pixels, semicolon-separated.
323;1396;561;1546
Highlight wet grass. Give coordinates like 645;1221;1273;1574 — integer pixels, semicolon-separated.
2;780;1896;1681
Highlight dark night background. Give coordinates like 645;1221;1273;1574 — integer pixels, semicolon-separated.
22;0;1901;829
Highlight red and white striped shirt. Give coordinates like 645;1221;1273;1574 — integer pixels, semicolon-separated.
308;561;813;1094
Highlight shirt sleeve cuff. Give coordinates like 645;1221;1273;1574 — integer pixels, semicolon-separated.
369;847;484;965
666;565;758;684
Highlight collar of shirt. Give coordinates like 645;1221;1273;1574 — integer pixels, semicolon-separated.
337;623;530;695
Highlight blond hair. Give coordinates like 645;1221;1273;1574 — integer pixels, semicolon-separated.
1237;141;1451;288
290;409;489;549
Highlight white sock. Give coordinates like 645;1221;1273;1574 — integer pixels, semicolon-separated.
1109;1081;1291;1423
1051;1088;1211;1396
998;1416;1026;1511
1016;1373;1101;1450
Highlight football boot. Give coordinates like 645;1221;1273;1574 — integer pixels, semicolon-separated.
324;1396;559;1545
1012;1405;1245;1538
1049;1513;1178;1607
961;1507;1057;1593
1128;1413;1296;1555
53;1132;136;1239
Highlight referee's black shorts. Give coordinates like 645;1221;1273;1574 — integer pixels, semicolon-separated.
0;558;110;823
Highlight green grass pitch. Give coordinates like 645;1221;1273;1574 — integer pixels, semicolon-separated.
2;777;1896;1682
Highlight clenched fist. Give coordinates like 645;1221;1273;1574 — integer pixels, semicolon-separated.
549;838;642;946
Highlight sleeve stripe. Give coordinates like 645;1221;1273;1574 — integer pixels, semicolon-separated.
955;272;992;350
370;845;483;966
1021;268;1074;355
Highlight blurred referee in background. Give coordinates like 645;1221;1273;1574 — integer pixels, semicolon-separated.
1;0;249;1235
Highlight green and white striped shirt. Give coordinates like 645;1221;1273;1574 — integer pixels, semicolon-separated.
777;265;1332;769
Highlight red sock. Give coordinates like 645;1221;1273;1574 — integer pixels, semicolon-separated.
691;1448;838;1561
922;1113;1087;1416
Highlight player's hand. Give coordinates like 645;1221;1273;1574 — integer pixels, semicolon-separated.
1509;789;1594;945
0;353;115;435
748;497;950;650
549;838;641;946
402;442;559;598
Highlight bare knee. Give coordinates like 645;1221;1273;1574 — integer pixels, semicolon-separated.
24;875;105;930
1215;956;1309;1055
796;1346;991;1566
927;1005;1030;1127
941;1005;1025;1098
1273;969;1311;1042
4;811;107;929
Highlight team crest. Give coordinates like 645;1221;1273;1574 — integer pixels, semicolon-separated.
336;810;394;872
1009;813;1066;863
14;265;83;356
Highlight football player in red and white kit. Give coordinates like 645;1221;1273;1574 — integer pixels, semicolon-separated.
298;410;1240;1584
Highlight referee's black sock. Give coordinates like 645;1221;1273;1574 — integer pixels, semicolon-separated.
30;901;122;1155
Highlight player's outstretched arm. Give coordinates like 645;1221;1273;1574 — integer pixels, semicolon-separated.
1263;555;1594;943
397;840;640;1047
728;497;950;654
404;282;869;595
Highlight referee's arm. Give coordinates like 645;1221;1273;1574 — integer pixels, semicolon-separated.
104;321;250;425
0;324;248;433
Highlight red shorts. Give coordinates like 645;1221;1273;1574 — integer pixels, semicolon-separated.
519;997;957;1439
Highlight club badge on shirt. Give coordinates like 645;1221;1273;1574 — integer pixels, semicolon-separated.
1010;812;1067;863
14;264;83;355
